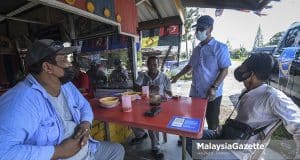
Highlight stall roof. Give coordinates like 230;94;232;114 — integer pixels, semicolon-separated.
136;0;184;23
136;0;184;30
136;0;278;30
0;0;27;14
0;1;39;22
181;0;279;11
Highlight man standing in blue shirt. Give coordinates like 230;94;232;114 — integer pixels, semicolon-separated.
0;39;124;160
172;15;231;130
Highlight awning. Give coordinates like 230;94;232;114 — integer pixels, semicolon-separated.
136;0;184;30
181;0;279;11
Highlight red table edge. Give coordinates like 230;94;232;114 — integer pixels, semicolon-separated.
90;98;207;139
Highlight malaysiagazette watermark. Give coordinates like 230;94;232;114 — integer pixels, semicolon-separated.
196;142;265;151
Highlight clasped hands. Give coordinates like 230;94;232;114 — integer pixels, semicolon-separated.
53;121;91;159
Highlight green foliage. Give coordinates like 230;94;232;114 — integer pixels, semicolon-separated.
226;40;233;51
165;70;192;81
182;8;200;42
180;53;188;59
137;51;142;67
182;8;201;56
231;46;249;59
265;31;284;46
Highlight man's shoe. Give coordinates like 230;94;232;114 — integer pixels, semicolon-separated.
130;133;148;145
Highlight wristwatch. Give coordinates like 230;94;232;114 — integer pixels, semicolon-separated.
211;84;218;90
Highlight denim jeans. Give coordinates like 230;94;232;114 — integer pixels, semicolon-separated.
90;141;125;160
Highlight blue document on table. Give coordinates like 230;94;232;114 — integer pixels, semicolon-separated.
167;116;201;133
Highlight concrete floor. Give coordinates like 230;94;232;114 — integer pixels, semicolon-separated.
124;132;285;160
124;134;192;160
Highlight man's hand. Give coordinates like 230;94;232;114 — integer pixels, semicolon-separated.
207;87;216;102
170;75;179;83
52;137;81;159
73;121;91;147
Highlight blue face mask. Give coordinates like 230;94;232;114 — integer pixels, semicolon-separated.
196;30;207;42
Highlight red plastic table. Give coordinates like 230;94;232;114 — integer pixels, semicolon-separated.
90;97;208;160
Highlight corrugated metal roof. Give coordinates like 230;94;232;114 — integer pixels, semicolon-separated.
137;0;180;23
0;0;27;14
181;0;278;11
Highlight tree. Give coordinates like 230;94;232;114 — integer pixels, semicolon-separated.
266;31;284;46
239;45;248;57
252;25;264;50
231;46;248;59
182;8;201;57
137;51;142;67
226;39;233;51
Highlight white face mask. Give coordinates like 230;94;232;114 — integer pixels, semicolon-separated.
196;30;207;42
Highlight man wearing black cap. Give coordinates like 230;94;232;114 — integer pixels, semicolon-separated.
186;54;300;159
0;39;124;159
172;15;231;130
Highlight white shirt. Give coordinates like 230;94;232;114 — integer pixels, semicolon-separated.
49;92;89;160
232;84;300;159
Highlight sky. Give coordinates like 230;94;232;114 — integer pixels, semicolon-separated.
181;0;300;52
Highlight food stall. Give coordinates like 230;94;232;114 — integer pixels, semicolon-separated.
0;0;136;142
0;2;282;158
0;0;185;143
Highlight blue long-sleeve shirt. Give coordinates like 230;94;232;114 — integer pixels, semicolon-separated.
0;74;98;160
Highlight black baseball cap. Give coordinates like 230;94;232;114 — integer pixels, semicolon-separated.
25;39;77;66
192;15;214;29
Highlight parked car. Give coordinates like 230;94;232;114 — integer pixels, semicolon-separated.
169;60;189;75
268;21;300;105
163;60;188;73
251;45;277;55
164;60;178;72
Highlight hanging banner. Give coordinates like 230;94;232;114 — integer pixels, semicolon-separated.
108;34;129;50
159;25;179;36
142;36;159;48
81;37;107;52
142;25;180;48
141;28;159;48
278;47;298;78
92;0;115;20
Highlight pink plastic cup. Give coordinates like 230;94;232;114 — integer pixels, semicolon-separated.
121;95;132;112
142;86;149;100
